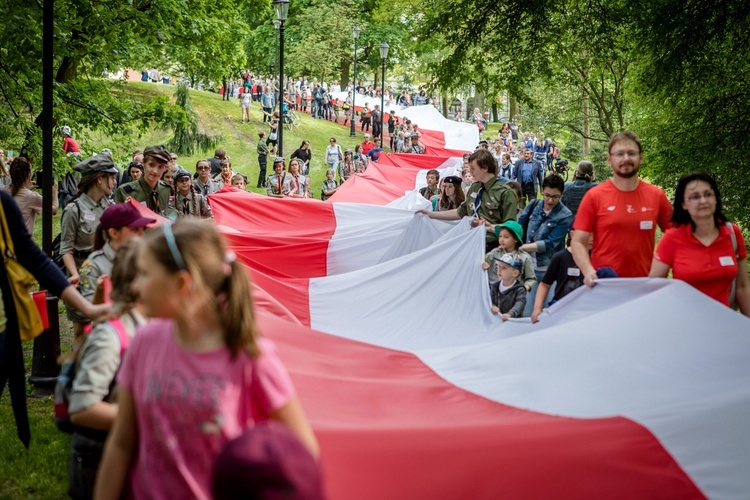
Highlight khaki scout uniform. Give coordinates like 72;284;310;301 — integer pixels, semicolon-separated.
60;193;113;269
267;172;293;196
78;241;116;303
175;192;213;219
115;177;174;218
457;176;518;246
193;177;223;196
62;152;118;323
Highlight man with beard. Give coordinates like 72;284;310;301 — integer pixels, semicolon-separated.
571;131;672;286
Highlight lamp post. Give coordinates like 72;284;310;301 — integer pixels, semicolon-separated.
273;20;280;76
349;25;360;137
272;0;289;156
379;41;389;147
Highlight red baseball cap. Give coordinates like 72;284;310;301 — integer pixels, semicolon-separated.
100;203;156;230
212;422;323;500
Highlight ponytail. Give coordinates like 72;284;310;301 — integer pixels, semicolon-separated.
93;222;108;250
221;257;259;358
141;220;260;359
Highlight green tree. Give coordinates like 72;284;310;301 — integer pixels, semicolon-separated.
632;0;750;228
167;84;219;156
0;0;260;161
419;0;634;148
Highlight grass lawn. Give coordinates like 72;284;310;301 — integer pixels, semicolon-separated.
93;82;369;197
1;212;73;499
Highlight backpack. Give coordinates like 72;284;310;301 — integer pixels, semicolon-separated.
54;317;130;434
50;200;79;273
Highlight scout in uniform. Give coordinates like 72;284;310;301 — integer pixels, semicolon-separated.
114;145;176;218
173;169;213;218
266;157;293;198
78;203;155;305
193;159;224;196
422;149;518;252
60;154;117;340
339;150;355;183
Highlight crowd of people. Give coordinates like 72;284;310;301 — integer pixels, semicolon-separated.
0;140;323;498
421;131;749;323
0;109;747;500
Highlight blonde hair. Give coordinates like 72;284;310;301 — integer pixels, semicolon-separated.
141;220;259;358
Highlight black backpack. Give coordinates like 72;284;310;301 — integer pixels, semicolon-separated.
50;200;79;273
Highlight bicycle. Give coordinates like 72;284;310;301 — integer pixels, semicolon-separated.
284;109;301;130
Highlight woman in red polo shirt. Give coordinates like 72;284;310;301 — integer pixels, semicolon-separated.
650;172;749;316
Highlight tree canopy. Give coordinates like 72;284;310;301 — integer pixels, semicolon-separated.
2;0;748;226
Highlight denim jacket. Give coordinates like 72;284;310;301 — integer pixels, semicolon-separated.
517;200;572;270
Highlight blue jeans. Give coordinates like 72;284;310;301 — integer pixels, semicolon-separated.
523;269;555;317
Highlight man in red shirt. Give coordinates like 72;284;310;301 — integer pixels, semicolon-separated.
360;134;374;155
571;130;672;286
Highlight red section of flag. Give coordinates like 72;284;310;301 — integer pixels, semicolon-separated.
258;311;705;500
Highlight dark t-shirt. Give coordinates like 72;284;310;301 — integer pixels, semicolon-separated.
367;147;383;162
541;248;584;302
208;157;222;177
291;148;312;165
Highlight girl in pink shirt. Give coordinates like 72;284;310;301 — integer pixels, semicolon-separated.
95;220;318;500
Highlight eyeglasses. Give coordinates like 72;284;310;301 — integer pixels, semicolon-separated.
171;156;178;160
197;166;210;171
610;150;640;159
543;193;562;200
686;192;715;202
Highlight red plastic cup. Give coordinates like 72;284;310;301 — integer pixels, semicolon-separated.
32;291;49;329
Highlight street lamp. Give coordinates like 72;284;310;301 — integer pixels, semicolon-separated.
273;20;280;81
379;42;389;147
349;25;360;138
272;0;289;156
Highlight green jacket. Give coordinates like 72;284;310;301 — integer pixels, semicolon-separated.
457;176;518;243
115;177;175;218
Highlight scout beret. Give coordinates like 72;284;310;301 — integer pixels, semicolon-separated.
172;169;192;182
143;145;171;164
73;153;119;177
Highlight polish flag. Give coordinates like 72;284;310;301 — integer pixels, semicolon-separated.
255;235;750;500
329;159;463;205
211;189;750;499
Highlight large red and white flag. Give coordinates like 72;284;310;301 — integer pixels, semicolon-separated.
210;189;750;499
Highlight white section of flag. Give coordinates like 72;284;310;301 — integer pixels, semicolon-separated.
310;220;750;500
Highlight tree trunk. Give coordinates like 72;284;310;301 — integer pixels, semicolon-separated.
509;96;519;120
475;92;485;114
442;94;448;117
491;102;498;123
582;88;590;158
340;60;351;88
